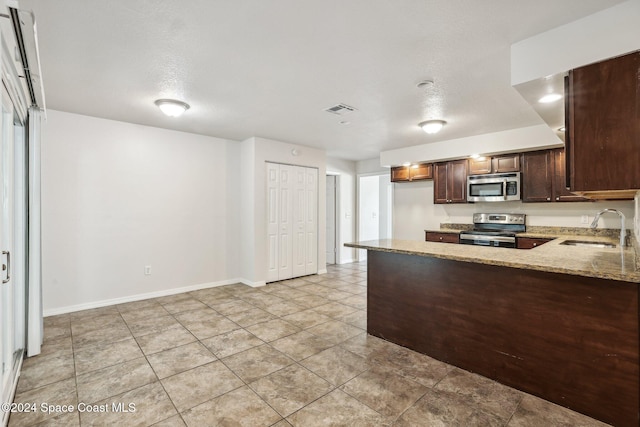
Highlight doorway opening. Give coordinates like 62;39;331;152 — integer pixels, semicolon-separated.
357;173;392;261
326;174;339;265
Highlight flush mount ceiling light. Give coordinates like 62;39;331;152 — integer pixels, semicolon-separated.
419;120;446;134
538;93;563;103
154;99;190;117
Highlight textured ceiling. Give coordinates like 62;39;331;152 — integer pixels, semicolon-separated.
21;0;625;160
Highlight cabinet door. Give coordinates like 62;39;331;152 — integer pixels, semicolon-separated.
569;51;640;192
468;157;492;175
433;163;449;204
448;160;467;203
516;237;552;249
492;155;520;173
426;232;460;244
391;166;410;182
552;149;590;202
266;163;280;282
410;163;433;180
522;151;552;203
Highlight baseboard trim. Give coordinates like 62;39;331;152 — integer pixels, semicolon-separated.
241;279;266;288
338;258;356;264
43;278;245;317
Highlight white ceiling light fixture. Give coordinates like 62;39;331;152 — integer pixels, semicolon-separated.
402;162;411;167
419;120;446;134
154;99;191;117
538;93;562;103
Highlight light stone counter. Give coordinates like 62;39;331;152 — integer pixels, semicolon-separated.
345;235;639;283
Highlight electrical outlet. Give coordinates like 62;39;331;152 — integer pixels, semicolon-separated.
144;266;151;275
580;215;589;224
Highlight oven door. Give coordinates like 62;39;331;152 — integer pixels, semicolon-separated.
467;173;520;202
459;234;516;248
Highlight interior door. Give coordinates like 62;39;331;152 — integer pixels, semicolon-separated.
304;168;318;275
1;84;16;409
292;166;306;277
266;163;279;282
325;175;336;264
278;165;293;280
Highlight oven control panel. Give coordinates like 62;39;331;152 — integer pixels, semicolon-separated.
472;213;525;225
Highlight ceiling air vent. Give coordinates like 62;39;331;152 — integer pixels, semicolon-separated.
324;103;357;115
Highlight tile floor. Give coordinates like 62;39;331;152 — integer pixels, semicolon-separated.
9;262;610;426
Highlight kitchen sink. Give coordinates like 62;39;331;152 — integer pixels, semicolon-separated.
559;240;616;248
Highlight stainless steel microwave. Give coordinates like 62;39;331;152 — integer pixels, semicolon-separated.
467;172;521;202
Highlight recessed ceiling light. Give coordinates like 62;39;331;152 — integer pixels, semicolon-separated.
339;120;351;125
411;164;419;169
416;80;434;89
402;162;411;167
538;93;563;103
419;120;446;134
470;154;480;159
155;99;190;117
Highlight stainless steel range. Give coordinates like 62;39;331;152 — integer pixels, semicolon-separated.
459;213;525;248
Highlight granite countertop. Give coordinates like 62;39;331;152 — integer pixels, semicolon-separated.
345;235;640;284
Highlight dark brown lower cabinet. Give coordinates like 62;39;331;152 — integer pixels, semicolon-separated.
425;231;460;244
367;250;638;427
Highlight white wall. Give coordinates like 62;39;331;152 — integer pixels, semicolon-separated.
42;110;241;314
393;180;634;241
326;157;356;263
240;137;326;285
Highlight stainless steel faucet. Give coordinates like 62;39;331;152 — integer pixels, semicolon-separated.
590;208;626;247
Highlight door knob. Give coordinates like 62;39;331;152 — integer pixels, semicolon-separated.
2;251;10;284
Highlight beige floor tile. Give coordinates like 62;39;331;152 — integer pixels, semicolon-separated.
79;382;177;427
69;306;119;321
72;323;133;350
120;304;171;323
270;331;334;361
324;290;355;301
135;324;197;355
436;368;523;421
301;275;326;283
241;293;286;309
181;386;281;427
281;309;332;330
340;366;427;419
286;389;386;427
201;329;264;359
339;332;399;359
300;346;370;386
70;313;125;336
226;307;278;327
296;284;333;297
246;319;301;342
125;314;182;338
338;310;366;329
312;302;359;319
117;299;161;313
36;336;73;359
147;342;216;379
74;336;144;375
508;394;611;427
161;361;243;412
290;294;330;308
306;320;362;345
43;314;71;328
272;420;293;427
393;388;504;427
174;309;240;340
9;378;78;427
42;324;71;343
223;345;294;383
31;411;81;426
263;300;306;317
154;292;194;305
371;345;452;388
76;357;156;404
250;364;333;417
19;351;76;393
160;298;208;315
341;294;367;310
268;288;310;300
207;299;255;316
150;414;186;426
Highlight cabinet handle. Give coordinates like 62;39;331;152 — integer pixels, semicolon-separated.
2;251;10;284
546;197;550;201
439;237;443;241
533;243;537;247
556;197;559;201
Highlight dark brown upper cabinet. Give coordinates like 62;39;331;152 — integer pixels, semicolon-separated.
468;154;520;175
522;148;590;203
566;51;640;199
391;163;433;182
434;160;467;204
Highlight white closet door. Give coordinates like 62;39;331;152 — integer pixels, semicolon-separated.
266;163;279;282
278;165;294;280
292;166;306;277
305;168;318;274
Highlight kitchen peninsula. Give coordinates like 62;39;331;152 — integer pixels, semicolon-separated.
345;237;640;427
